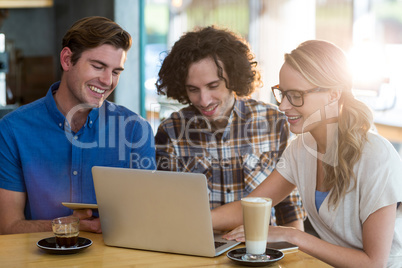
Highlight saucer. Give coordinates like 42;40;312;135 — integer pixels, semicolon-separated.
227;247;284;267
37;237;92;255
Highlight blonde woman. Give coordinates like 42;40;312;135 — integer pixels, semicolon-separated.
212;40;402;267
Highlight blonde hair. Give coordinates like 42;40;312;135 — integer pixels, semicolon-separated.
285;40;373;207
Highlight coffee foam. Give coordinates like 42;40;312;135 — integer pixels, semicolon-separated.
243;197;269;203
54;224;78;234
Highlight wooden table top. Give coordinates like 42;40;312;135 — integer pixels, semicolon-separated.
0;231;332;267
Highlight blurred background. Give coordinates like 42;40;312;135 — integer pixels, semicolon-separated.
0;0;400;155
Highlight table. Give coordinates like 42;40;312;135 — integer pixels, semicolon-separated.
0;231;332;267
373;106;402;144
375;123;402;143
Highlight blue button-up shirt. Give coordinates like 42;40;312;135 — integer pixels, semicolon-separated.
0;82;155;220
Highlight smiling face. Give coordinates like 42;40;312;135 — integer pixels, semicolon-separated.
278;63;338;137
185;57;235;128
60;44;126;111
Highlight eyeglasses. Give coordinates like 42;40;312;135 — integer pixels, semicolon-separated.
271;85;330;107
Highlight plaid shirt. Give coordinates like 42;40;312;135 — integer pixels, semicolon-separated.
155;98;305;225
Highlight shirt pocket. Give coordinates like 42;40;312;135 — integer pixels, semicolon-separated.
242;151;280;191
177;156;212;178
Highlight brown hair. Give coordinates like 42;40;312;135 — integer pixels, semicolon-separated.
156;25;262;104
62;16;132;66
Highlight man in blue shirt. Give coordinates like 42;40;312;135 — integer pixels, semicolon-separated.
0;16;155;234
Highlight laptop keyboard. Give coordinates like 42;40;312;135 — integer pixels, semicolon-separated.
214;241;227;248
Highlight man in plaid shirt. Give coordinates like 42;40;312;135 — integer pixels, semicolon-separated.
155;26;305;229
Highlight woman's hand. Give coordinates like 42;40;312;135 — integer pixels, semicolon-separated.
222;224;296;243
266;225;295;242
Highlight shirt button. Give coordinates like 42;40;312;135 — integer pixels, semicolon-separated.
59;123;62;127
74;136;78;140
226;188;231;193
73;171;78;175
90;120;93;124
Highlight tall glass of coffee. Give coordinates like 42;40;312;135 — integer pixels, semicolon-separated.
51;216;80;248
241;197;272;261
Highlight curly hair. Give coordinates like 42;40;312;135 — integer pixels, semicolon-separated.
62;16;132;66
285;40;373;208
156;26;262;104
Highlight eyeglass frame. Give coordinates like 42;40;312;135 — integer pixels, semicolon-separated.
271;84;330;107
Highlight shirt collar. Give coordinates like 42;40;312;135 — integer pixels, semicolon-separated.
45;81;99;131
45;81;67;130
87;106;100;129
232;97;247;121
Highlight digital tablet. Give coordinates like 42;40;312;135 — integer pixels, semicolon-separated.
62;202;98;210
267;241;298;253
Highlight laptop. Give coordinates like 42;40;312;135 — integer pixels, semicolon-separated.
91;166;240;257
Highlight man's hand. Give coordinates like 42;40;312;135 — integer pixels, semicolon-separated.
222;225;245;242
72;209;102;233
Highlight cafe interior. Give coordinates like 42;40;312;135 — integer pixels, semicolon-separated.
0;0;401;154
0;0;401;267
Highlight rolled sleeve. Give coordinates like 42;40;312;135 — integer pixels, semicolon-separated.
274;189;306;225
